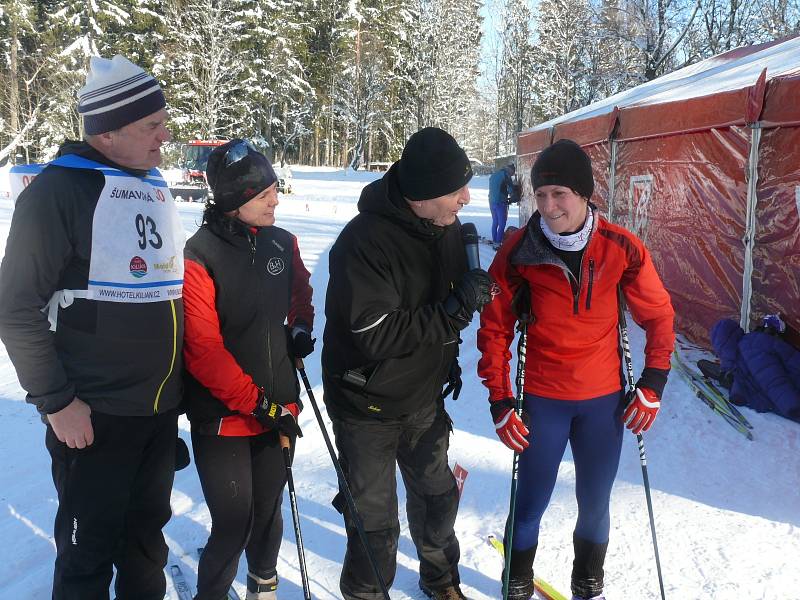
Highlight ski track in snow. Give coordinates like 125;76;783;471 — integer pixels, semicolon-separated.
0;166;798;599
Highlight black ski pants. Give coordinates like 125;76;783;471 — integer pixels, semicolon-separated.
46;409;178;600
191;429;287;600
331;400;461;600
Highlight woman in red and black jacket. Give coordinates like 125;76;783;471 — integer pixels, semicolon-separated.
182;139;314;600
477;140;674;600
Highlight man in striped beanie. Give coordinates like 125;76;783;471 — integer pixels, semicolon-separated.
0;55;184;600
78;54;170;169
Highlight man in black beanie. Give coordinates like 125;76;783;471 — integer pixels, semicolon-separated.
322;127;494;600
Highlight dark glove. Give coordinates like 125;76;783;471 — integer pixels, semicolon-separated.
290;326;316;359
174;437;191;472
442;360;462;400
444;269;495;328
252;393;303;438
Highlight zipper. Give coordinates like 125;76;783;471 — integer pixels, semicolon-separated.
249;231;257;265
570;272;579;315
570;220;596;315
153;299;178;413
266;321;273;399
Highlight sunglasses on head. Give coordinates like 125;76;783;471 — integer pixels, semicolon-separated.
223;139;258;167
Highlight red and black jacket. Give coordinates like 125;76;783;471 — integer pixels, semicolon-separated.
182;213;313;436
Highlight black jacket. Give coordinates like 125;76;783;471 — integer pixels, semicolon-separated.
0;141;183;416
321;164;468;419
182;215;303;432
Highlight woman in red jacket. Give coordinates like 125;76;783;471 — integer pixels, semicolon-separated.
182;140;314;600
477;140;674;600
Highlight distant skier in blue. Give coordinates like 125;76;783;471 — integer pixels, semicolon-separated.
489;163;516;248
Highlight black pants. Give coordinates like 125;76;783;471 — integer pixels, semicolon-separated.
46;410;178;600
191;430;287;600
331;401;461;600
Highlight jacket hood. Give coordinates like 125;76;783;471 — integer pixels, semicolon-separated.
56;139;150;177
357;162;449;241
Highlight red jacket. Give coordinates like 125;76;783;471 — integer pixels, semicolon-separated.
183;221;313;436
477;212;674;402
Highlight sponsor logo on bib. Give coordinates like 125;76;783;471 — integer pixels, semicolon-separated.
154;255;178;273
130;256;148;278
267;257;285;276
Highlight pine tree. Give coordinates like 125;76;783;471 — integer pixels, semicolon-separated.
497;0;535;153
530;0;593;122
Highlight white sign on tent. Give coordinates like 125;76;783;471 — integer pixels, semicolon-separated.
796;186;800;223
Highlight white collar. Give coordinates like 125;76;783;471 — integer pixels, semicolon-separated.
540;208;593;251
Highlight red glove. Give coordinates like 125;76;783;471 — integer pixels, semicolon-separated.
490;398;529;452
622;387;660;435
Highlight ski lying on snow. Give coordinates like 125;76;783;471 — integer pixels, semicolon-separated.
197;547;241;600
487;535;568;600
673;351;754;431
671;354;753;440
169;564;194;600
695;369;753;430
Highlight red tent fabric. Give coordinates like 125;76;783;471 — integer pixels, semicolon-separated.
516;36;800;345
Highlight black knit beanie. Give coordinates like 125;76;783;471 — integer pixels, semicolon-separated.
397;127;473;200
531;139;594;199
206;139;277;213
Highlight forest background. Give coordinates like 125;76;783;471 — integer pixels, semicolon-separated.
1;0;799;169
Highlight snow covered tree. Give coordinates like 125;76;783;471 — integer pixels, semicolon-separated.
159;0;252;139
619;0;701;80
0;0;38;163
497;0;535;152
587;0;648;97
238;0;313;162
530;0;593;122
754;0;800;39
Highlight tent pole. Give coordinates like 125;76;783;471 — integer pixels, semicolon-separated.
608;139;618;223
741;124;761;332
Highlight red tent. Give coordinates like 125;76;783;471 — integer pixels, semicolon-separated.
516;36;800;345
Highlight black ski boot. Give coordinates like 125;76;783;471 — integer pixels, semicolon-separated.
419;582;468;599
571;535;607;600
697;359;733;389
501;545;537;600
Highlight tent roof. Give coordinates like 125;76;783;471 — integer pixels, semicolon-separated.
523;35;800;136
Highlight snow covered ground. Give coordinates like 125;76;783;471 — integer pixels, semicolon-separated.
1;166;799;599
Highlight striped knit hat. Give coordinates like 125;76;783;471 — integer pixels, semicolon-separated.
78;55;166;135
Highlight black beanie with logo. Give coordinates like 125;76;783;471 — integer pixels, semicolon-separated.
206;139;277;213
397;127;473;201
531;139;594;199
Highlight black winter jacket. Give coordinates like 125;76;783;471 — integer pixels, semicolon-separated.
182;215;302;433
0;142;183;416
321;164;468;419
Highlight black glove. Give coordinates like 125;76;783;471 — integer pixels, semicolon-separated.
290;326;316;359
442;360;463;400
252;393;303;437
444;269;495;328
174;437;191;472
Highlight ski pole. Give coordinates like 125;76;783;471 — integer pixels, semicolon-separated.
617;287;666;600
294;359;391;600
279;433;311;600
503;314;529;600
